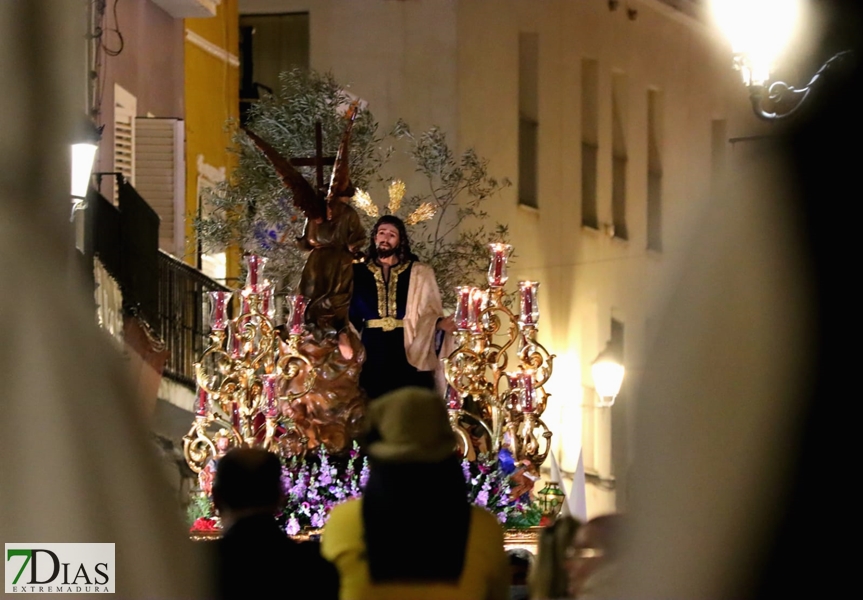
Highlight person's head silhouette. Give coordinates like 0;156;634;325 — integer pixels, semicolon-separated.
213;448;282;529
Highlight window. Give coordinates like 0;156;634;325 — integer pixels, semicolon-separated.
611;74;628;240
239;12;310;123
647;89;663;252
581;59;599;228
518;32;539;209
711;118;727;192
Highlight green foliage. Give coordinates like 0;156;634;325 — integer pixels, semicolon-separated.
196;68;511;303
390;121;511;306
186;492;214;526
196;69;391;291
505;501;543;529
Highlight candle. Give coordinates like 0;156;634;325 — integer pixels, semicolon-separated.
231;402;240;430
260;280;274;320
261;373;281;418
519;370;537;413
454;286;472;331
240;288;253;316
487;243;513;287
195;387;209;417
244;254;268;292
518;281;540;327
445;386;462;410
227;324;243;359
207;291;232;331
285;294;308;335
469;288;485;332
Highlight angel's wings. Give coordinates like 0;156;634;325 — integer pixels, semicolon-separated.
243;127;327;222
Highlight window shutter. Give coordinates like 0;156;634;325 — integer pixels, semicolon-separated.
114;84;137;202
136;118;185;255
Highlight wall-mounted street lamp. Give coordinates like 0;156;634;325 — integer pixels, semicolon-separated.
711;0;853;121
71;119;102;218
591;341;624;408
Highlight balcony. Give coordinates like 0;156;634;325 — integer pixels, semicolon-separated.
156;251;228;387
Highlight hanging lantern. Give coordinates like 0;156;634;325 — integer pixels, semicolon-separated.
537;481;566;520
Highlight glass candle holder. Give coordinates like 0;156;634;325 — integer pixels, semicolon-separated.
261;282;275;321
285;294;308;335
518;370;537;413
445;385;463;411
195;387;209;417
208;291;232;331
261;373;281;418
227;324;244;359
244;280;275;320
240;289;254;316
468;288;485;333
487;243;513;287
506;372;523;408
454;286;473;331
244;254;268;292
518;281;540;327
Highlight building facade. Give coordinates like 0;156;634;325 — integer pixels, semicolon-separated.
240;0;759;515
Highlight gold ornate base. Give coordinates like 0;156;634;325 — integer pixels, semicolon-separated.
191;526;542;556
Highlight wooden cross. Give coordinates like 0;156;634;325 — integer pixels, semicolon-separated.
287;122;335;193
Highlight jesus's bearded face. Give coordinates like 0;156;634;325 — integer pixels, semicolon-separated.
374;223;400;259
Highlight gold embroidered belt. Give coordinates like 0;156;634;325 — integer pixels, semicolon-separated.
365;317;404;332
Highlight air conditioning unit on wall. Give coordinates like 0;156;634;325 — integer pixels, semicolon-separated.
151;0;221;19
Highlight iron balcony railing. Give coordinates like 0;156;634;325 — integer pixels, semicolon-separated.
156;250;229;387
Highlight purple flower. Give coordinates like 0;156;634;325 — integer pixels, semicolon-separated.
286;516;301;536
290;481;307;497
310;512;325;529
497;511;508;524
476;490;489;507
359;464;370;488
461;460;472;481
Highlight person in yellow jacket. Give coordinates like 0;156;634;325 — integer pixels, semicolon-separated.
322;387;510;600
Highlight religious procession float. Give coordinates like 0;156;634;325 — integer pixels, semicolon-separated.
185;70;567;552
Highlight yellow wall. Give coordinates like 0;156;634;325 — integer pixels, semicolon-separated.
183;0;240;279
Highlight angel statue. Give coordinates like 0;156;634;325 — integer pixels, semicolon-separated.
243;105;368;453
243;103;367;339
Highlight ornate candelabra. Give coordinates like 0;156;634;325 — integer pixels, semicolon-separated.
443;243;556;471
183;255;316;474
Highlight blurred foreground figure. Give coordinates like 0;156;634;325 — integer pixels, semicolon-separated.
322;387;510;600
566;515;622;600
528;516;580;600
0;2;206;597
213;448;339;600
617;2;861;598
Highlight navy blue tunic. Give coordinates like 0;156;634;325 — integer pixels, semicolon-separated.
350;260;435;399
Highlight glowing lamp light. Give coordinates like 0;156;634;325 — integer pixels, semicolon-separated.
591;341;624;407
70;118;102;214
710;0;801;86
71;143;98;200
